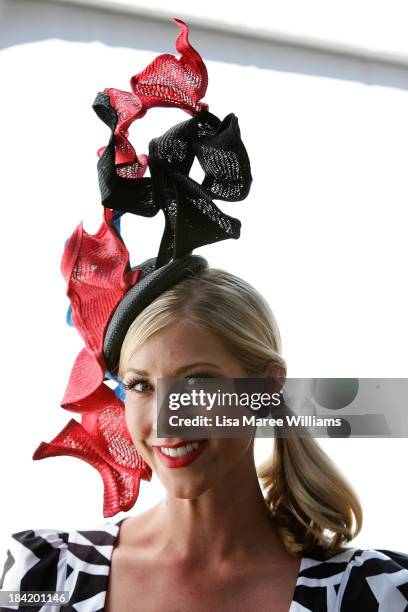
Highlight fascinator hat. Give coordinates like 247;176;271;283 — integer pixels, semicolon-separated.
32;19;253;518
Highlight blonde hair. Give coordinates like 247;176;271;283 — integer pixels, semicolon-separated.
118;267;362;558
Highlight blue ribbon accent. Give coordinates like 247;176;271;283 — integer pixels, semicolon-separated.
105;370;126;401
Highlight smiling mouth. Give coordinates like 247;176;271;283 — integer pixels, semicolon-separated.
153;440;208;468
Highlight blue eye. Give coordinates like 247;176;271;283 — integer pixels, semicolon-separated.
123;371;215;394
184;371;214;385
122;379;151;394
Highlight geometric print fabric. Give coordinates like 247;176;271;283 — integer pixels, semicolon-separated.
1;519;408;611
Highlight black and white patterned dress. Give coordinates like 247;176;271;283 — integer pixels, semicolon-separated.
1;518;408;611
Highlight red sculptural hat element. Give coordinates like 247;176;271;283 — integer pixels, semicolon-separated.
33;209;152;517
98;18;208;179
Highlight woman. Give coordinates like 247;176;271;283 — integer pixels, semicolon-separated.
105;266;367;612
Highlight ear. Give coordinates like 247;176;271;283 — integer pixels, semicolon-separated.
263;363;286;394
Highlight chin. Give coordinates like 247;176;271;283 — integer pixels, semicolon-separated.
159;474;215;500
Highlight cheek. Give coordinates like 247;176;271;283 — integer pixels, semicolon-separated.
124;398;154;442
124;404;154;467
211;438;253;468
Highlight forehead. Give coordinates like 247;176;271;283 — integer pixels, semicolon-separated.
125;319;231;369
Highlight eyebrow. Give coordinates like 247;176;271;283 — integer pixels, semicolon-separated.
124;362;222;378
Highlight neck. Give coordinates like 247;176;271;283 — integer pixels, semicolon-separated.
149;446;286;564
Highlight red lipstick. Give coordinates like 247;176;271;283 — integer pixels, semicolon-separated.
153;440;208;468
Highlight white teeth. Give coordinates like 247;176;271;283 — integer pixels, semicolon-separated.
160;443;199;457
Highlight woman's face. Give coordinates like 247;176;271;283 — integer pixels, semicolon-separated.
123;319;255;499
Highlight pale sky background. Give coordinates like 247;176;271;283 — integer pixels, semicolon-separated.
57;0;408;59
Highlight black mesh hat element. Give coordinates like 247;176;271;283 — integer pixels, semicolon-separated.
103;255;209;374
93;93;252;270
93;90;252;375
